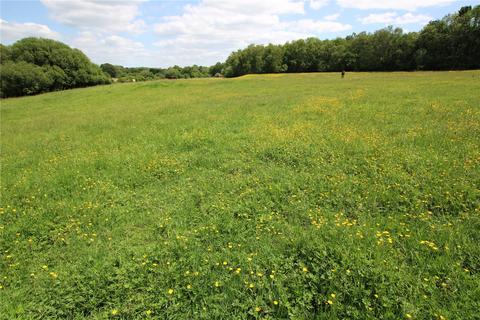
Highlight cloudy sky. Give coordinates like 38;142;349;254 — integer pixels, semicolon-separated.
1;0;477;67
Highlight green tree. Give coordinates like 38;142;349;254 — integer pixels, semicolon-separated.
100;63;118;78
209;62;224;76
0;44;12;64
1;37;110;98
0;61;51;98
263;44;286;73
165;66;182;79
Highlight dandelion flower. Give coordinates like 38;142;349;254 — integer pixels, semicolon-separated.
167;288;174;295
145;310;152;315
111;309;119;316
302;267;308;273
273;300;279;305
255;307;261;312
327;300;333;305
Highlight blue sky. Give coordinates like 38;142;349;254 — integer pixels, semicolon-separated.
1;0;478;67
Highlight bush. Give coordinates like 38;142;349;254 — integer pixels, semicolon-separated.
1;38;110;98
0;61;51;98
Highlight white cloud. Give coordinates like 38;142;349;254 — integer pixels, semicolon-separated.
324;13;340;21
153;0;351;66
359;12;432;25
309;0;330;10
337;0;457;10
287;19;351;33
40;0;146;34
0;19;61;42
201;0;305;15
70;32;151;66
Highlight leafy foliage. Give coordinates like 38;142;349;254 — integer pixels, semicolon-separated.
0;61;51;97
100;63;118;78
99;64;212;82
0;38;110;98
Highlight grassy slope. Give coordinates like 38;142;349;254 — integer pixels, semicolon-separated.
1;72;479;319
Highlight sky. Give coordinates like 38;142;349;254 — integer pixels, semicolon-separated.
1;0;478;67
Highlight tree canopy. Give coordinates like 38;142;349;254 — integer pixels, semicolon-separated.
1;38;110;98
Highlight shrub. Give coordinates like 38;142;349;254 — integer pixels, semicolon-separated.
1;38;110;98
0;61;51;98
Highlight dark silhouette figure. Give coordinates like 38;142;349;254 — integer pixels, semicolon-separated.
341;70;345;79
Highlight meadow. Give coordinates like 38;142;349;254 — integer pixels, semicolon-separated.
1;71;479;319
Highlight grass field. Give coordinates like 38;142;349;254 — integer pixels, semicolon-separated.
1;71;479;319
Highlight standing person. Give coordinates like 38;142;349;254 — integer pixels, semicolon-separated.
341;70;345;79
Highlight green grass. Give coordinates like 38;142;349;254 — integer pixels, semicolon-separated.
1;71;479;319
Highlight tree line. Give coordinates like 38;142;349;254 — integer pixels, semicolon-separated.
100;64;213;82
220;5;480;77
